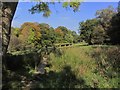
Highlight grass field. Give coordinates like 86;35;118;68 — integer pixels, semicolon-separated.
49;45;120;88
3;45;120;89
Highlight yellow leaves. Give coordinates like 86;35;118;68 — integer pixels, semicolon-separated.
19;22;42;44
55;28;64;36
35;31;41;40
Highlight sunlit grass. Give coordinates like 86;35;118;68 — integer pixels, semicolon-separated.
50;46;119;88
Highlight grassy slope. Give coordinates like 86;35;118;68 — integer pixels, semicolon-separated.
49;45;119;88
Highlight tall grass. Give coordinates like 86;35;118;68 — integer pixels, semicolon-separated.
3;45;119;89
49;46;119;88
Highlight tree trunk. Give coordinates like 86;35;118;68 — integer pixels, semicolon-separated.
2;2;18;55
2;2;18;69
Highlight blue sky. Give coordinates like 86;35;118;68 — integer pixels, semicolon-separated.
12;2;118;33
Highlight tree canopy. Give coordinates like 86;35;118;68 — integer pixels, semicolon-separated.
2;1;81;55
8;22;79;52
79;5;120;45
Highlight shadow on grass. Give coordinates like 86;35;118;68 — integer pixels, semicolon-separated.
2;59;92;89
2;53;35;89
30;65;91;89
4;53;35;71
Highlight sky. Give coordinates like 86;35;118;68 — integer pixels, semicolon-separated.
12;2;118;33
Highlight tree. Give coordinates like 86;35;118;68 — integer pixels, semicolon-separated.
91;25;105;44
39;23;56;47
79;6;117;45
56;26;69;43
55;27;64;43
71;31;79;43
2;2;18;55
96;6;116;43
79;19;99;44
108;2;120;44
2;2;18;69
2;1;81;56
18;22;41;49
54;26;77;43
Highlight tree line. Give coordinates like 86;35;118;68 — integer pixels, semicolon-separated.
9;2;120;52
8;23;79;52
79;3;120;45
2;2;81;55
